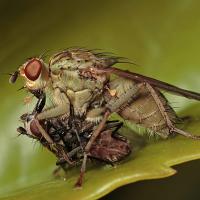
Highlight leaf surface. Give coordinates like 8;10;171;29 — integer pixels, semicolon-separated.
1;0;200;199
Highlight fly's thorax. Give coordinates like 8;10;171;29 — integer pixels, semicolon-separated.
49;48;93;68
51;66;108;92
50;57;95;71
49;48;117;70
49;65;108;118
49;48;114;90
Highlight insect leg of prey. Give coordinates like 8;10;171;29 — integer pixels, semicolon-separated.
75;110;111;187
145;83;200;139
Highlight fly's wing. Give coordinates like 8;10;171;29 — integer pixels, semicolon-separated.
95;67;200;101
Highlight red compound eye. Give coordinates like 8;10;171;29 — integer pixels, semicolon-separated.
24;59;42;81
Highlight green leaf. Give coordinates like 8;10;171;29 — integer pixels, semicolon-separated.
1;1;200;200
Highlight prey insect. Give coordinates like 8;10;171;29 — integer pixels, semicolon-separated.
17;93;130;178
10;48;200;186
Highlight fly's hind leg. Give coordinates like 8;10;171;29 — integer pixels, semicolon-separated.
145;83;200;140
54;146;82;178
75;110;111;187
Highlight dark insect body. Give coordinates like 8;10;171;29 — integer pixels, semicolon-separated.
18;101;131;174
11;48;200;187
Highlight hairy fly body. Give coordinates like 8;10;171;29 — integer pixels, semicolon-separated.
10;48;200;186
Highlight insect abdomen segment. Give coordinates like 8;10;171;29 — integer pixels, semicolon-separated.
106;78;178;138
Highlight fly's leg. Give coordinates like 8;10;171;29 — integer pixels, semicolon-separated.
30;89;73;164
26;90;54;143
75;81;141;187
53;146;82;178
36;88;70;120
17;123;62;163
32;92;46;114
145;83;200;139
17;90;45;138
105;121;127;141
34;116;55;144
19;119;73;165
56;146;82;167
75;153;88;187
75;110;111;187
19;92;74;165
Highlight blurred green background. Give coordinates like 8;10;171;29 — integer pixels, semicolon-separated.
1;0;200;199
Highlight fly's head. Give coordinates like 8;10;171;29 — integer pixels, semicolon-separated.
10;58;50;91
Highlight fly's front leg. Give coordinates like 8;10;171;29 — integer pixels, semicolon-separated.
31;91;55;142
37;88;70;120
32;91;46;114
32;88;73;164
34;88;70;143
26;90;55;144
17;91;47;141
22;90;52;141
53;146;82;178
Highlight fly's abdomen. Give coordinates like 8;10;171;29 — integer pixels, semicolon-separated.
119;84;178;138
106;78;179;138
